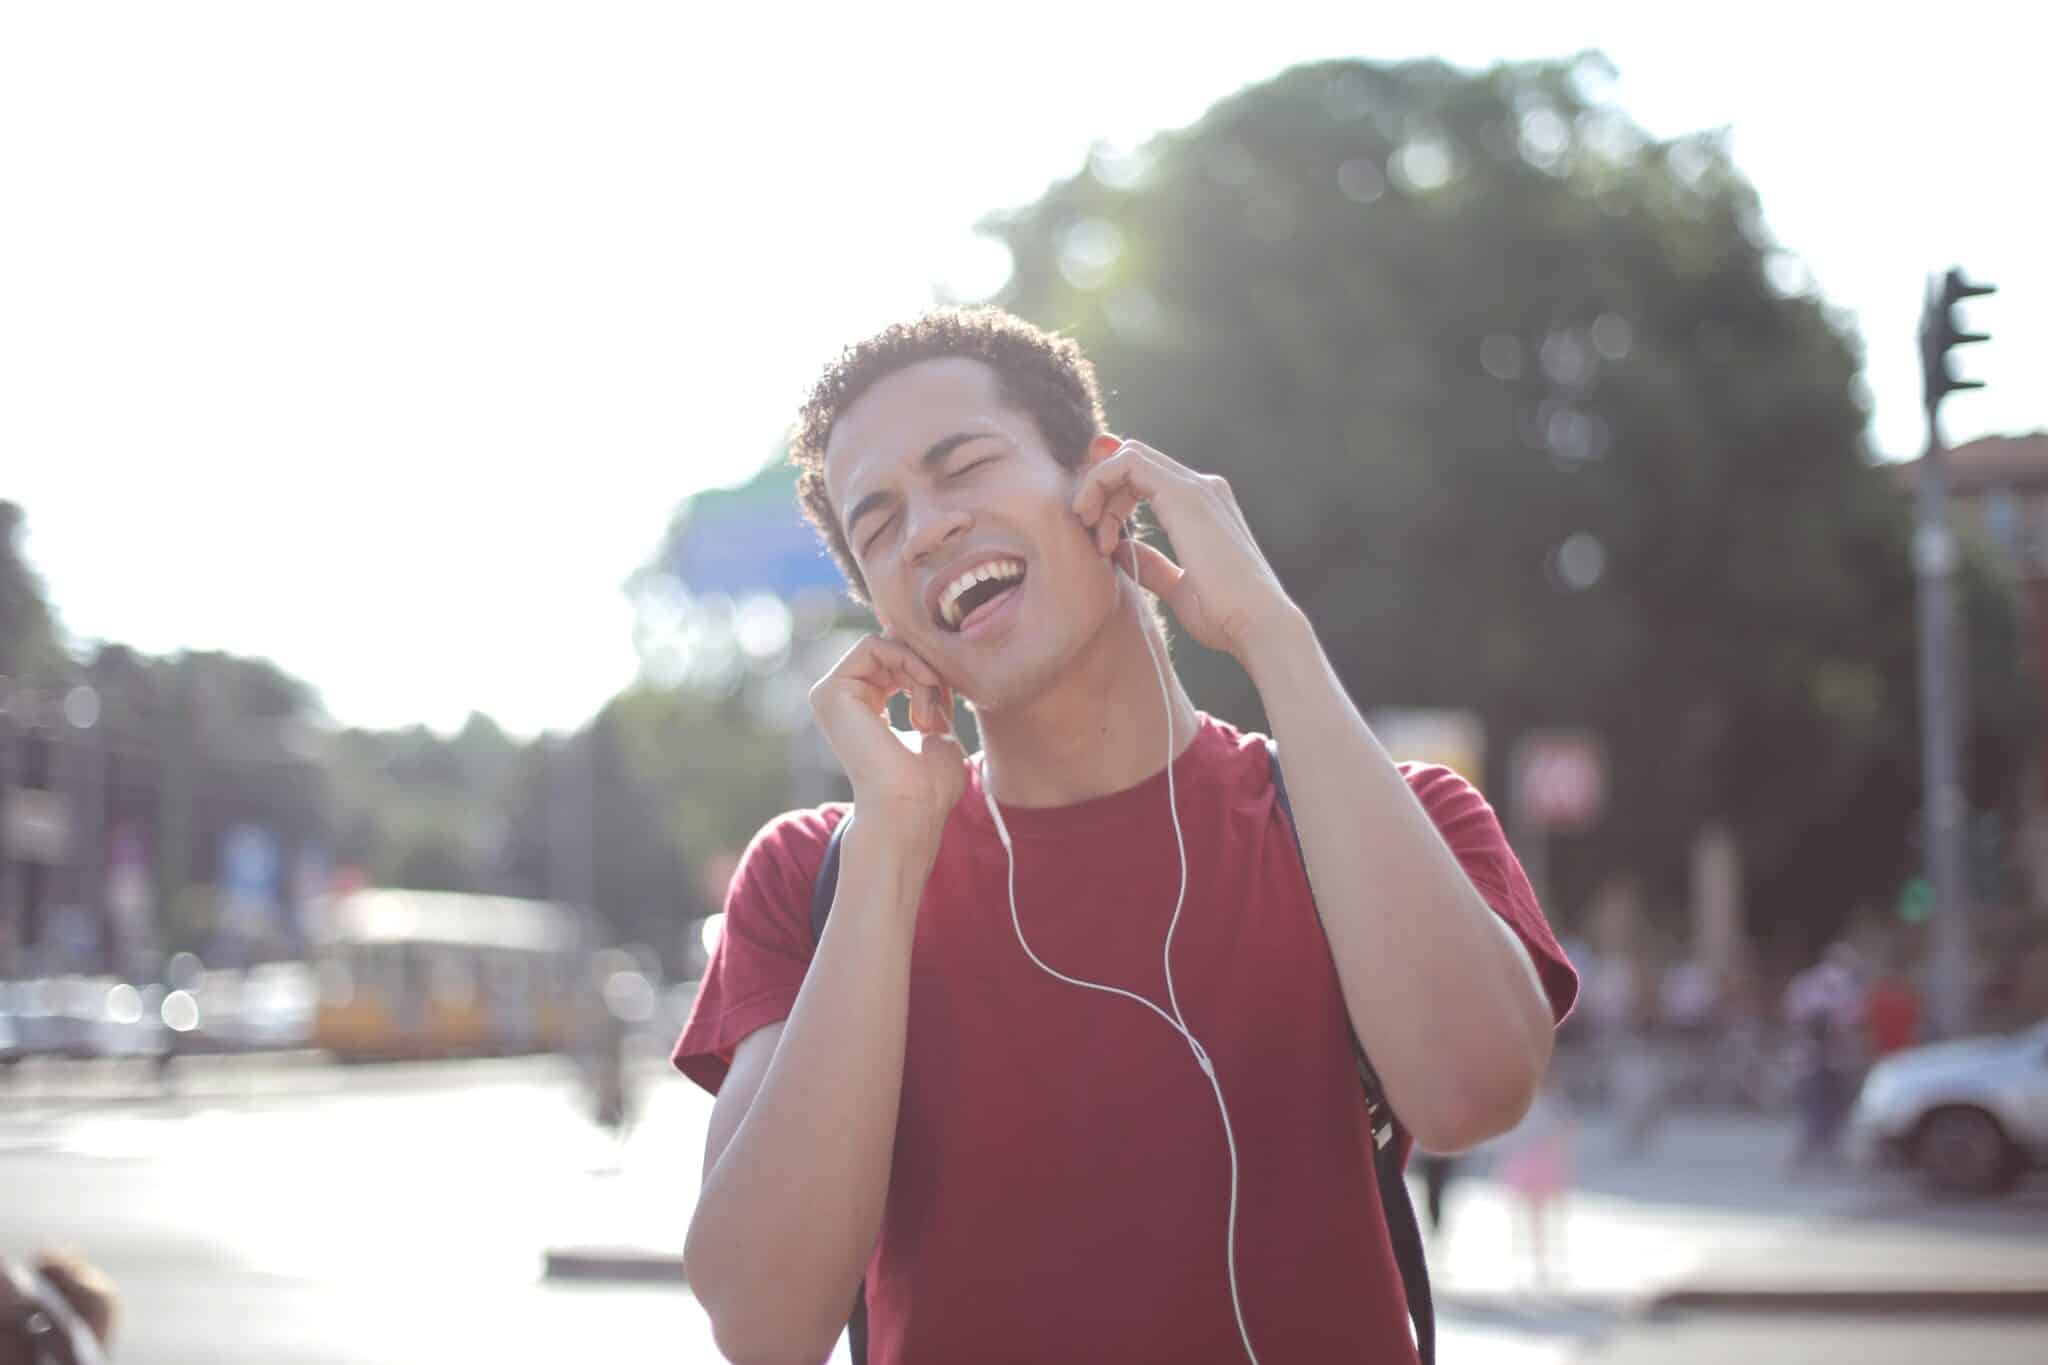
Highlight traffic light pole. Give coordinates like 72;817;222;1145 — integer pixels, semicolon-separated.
1915;267;1994;1039
1913;408;1972;1039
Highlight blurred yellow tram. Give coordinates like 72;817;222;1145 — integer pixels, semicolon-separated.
308;888;591;1060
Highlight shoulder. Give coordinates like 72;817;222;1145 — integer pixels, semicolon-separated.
1396;762;1503;839
727;803;852;916
1191;713;1278;785
742;802;850;865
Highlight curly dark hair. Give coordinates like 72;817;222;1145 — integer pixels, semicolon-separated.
790;307;1109;602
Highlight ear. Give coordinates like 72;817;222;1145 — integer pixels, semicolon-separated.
1083;432;1123;470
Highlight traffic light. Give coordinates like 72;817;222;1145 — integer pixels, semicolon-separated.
1919;266;1995;412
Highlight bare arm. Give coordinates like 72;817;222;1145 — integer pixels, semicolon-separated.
1249;609;1555;1153
1071;440;1555;1155
683;634;964;1365
684;821;931;1365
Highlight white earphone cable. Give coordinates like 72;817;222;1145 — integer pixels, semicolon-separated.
976;536;1261;1365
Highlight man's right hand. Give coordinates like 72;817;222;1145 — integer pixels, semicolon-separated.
809;633;967;849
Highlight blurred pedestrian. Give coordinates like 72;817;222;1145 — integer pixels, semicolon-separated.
1;1249;116;1365
1578;945;1636;1108
1499;1080;1577;1290
1611;1040;1665;1154
1659;955;1719;1099
577;954;642;1168
1783;942;1866;1169
1605;952;1666;1154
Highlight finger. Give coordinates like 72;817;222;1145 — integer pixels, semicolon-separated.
831;643;946;720
858;635;946;691
1123;539;1186;600
904;678;953;733
1095;489;1143;556
836;658;915;713
915;684;950;735
1072;442;1160;525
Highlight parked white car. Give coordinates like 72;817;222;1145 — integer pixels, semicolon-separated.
1849;1018;2048;1193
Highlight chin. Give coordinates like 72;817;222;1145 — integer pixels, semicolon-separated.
976;644;1076;717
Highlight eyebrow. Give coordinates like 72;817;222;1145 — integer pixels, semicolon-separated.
842;432;993;544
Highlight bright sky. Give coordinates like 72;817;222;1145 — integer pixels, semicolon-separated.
3;3;2039;736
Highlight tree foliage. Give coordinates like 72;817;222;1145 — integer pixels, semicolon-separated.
0;501;68;686
983;53;2033;954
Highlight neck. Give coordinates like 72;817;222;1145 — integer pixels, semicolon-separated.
972;584;1202;808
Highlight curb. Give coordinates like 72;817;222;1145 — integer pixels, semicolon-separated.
1433;1284;2048;1321
1435;1289;1631;1319
1645;1285;2048;1317
1;1049;333;1102
532;1258;2048;1316
543;1247;688;1286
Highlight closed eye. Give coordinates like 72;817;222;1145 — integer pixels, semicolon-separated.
861;513;897;556
951;453;999;478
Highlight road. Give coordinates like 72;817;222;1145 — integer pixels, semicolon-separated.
3;1050;2042;1363
2;1052;727;1365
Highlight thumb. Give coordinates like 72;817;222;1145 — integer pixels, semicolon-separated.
915;731;966;763
1121;539;1185;601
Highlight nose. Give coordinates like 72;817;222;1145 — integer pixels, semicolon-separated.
905;495;971;566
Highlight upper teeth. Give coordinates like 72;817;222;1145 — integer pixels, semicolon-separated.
940;559;1024;627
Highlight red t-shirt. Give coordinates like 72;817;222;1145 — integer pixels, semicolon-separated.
676;715;1578;1364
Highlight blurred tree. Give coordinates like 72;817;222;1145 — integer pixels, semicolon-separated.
327;715;523;894
489;693;741;972
68;646;331;957
0;502;68;685
625;454;884;959
604;682;810;883
983;53;2034;955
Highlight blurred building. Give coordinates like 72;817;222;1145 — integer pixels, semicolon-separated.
1899;431;2048;916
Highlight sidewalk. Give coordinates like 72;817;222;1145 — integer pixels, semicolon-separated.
0;1048;336;1109
544;1078;2048;1320
1424;1109;2048;1317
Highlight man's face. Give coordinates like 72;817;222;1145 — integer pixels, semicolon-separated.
823;356;1118;710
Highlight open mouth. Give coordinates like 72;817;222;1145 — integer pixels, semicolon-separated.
936;558;1026;633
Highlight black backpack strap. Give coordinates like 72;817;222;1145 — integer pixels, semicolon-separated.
810;808;852;946
808;810;870;1365
1266;738;1436;1365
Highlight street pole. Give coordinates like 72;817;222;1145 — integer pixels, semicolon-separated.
548;731;596;913
0;700;17;979
1916;266;1995;1039
157;658;194;959
1914;410;1972;1038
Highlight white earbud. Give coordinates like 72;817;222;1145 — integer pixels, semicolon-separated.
977;533;1262;1365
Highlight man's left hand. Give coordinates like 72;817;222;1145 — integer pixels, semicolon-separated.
1071;437;1300;664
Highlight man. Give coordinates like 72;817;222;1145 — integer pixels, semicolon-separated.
677;308;1577;1364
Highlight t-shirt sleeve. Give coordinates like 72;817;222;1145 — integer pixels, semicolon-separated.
670;806;845;1095
1402;762;1579;1025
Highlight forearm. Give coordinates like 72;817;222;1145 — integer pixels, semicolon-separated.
1247;609;1554;1152
685;821;929;1360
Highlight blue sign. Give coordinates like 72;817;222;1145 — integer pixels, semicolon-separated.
669;508;845;599
663;462;846;600
223;824;281;904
